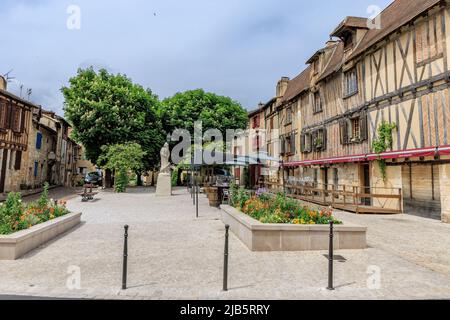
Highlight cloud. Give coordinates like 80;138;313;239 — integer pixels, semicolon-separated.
0;0;392;115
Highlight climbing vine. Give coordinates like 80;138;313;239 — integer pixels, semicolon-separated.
372;122;397;181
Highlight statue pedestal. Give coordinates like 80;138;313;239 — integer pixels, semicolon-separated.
156;173;172;197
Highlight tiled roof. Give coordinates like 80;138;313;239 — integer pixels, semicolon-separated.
331;16;369;37
282;66;312;103
348;0;442;60
317;42;344;82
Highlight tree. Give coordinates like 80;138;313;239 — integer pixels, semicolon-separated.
159;89;248;137
98;143;145;193
61;68;165;187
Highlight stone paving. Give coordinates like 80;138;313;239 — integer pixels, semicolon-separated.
0;187;449;300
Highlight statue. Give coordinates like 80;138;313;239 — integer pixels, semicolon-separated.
156;142;172;196
159;142;171;174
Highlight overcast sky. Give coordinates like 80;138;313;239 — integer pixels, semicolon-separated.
0;0;392;115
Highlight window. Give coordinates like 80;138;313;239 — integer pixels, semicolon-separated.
352;118;360;140
313;92;323;113
312;59;319;74
252;115;261;129
36;132;43;150
286;107;293;125
300;133;312;153
312;128;327;151
14;151;22;170
344;33;354;49
344;68;358;97
339;114;368;145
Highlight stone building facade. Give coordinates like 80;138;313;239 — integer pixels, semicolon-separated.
0;76;94;196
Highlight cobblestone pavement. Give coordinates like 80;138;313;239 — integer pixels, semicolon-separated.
0;187;449;300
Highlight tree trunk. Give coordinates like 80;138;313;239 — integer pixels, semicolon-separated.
104;169;113;188
136;171;143;186
151;171;155;186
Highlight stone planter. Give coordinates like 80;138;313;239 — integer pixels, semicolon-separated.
220;205;366;251
0;212;82;260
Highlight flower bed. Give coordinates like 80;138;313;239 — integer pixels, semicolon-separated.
0;183;70;235
230;186;342;225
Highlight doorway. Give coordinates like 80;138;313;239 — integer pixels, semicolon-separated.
0;149;8;193
361;163;371;206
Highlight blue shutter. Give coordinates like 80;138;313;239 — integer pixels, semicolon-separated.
36;132;42;149
34;161;38;177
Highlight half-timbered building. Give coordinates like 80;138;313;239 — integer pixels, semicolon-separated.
0;76;34;194
252;0;450;223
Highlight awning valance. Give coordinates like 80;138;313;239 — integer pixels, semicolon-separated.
283;146;448;167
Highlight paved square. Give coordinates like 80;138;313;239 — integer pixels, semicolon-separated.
0;187;449;300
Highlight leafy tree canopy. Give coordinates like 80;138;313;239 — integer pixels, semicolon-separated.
61;67;165;170
98;143;145;192
159;89;248;137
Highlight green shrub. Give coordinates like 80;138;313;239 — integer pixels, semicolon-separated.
237;191;342;225
0;192;24;235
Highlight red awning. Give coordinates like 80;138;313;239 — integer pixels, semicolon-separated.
283;146;446;167
366;147;437;161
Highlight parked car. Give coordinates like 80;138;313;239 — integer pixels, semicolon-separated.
214;168;232;187
84;171;103;186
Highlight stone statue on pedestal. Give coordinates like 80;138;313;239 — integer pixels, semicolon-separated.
156;142;172;197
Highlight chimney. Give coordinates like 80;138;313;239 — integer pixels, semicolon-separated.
0;76;6;91
276;77;289;98
326;39;338;47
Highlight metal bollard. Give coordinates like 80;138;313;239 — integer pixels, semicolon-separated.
122;225;129;290
223;225;229;291
196;184;199;218
193;175;196;206
327;221;334;291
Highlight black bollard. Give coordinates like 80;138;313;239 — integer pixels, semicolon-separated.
223;225;229;291
193;173;196;206
122;225;129;290
196;183;199;218
327;221;334;291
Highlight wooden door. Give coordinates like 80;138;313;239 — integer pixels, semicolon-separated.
0;149;8;193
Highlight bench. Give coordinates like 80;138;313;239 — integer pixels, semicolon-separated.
78;184;99;202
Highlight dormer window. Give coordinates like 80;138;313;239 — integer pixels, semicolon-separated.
313;60;319;74
343;32;354;49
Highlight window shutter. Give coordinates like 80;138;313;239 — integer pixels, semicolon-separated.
291;132;296;154
36;132;43;150
307;133;313;153
312;131;317;152
0;101;6;129
346;118;353;142
280;137;285;154
20;108;26;133
5;100;12;129
322;127;327;151
360;113;368;141
340;120;349;145
300;134;305;153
